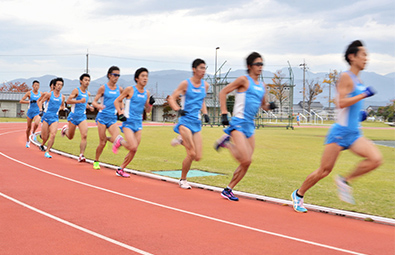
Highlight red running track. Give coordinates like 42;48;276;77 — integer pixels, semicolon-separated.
0;122;394;255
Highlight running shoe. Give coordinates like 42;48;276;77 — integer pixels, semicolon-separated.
39;145;45;151
112;135;123;154
116;168;130;178
335;175;355;204
78;155;86;163
221;188;239;201
214;134;230;151
32;134;37;141
44;152;52;158
179;179;191;189
93;161;100;170
171;136;183;147
291;189;307;213
26;141;30;148
61;124;68;137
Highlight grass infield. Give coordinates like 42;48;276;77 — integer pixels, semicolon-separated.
5;117;395;218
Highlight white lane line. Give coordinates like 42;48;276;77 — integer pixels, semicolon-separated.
0;129;26;136
0;152;367;255
0;192;153;255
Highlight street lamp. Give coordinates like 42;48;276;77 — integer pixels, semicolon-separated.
214;47;220;122
215;47;220;84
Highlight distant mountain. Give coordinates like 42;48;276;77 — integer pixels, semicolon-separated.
384;72;395;79
6;75;101;95
6;68;394;107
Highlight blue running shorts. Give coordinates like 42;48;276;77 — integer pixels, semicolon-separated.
174;116;202;134
121;120;143;133
41;115;59;126
325;124;361;150
67;113;87;126
27;109;40;120
95;113;117;128
224;117;255;138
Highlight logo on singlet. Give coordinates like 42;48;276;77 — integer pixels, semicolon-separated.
192;89;201;93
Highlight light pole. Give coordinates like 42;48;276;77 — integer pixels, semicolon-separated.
215;47;220;84
85;49;89;74
214;47;220;121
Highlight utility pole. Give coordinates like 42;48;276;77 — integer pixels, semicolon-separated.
299;60;307;112
85;49;89;74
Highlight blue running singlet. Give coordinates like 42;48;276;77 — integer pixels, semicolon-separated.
68;88;89;125
121;86;147;132
27;91;41;119
224;75;265;138
325;71;366;149
42;91;62;125
96;84;120;127
173;79;206;134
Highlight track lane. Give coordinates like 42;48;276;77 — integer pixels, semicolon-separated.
0;122;394;255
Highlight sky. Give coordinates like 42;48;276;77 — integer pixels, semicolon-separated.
0;0;394;83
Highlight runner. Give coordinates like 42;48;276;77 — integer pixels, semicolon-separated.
19;80;42;147
291;40;382;212
39;77;66;158
112;67;155;178
91;66;123;170
214;52;276;201
61;73;95;162
167;58;210;189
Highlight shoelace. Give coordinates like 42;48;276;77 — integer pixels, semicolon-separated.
297;198;304;207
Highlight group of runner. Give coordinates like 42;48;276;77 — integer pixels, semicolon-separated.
19;40;382;211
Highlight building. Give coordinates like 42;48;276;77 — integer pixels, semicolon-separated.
0;92;174;122
0;92;27;118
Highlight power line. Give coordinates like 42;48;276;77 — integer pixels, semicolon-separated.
0;53;84;57
90;54;190;64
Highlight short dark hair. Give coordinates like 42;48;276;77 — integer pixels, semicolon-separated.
49;78;56;88
55;77;64;86
246;52;262;67
134;67;148;83
32;80;39;85
345;40;364;65
107;66;120;79
192;59;205;69
79;73;90;81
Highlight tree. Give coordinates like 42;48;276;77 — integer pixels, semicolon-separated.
377;100;395;122
0;81;30;92
322;69;339;109
267;70;289;116
226;95;235;114
162;95;178;122
306;79;323;120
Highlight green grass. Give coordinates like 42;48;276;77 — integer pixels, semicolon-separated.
0;117;27;122
43;122;395;218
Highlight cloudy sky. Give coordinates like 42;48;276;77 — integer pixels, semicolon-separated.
0;0;394;83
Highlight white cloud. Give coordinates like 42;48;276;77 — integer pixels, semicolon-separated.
0;0;394;82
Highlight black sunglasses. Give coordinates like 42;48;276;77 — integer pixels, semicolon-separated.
251;62;264;66
111;73;121;77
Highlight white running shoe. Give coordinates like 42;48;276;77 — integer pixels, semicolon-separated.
179;179;191;189
171;136;183;147
26;141;30;148
335;175;355;204
61;124;68;137
78;155;86;162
